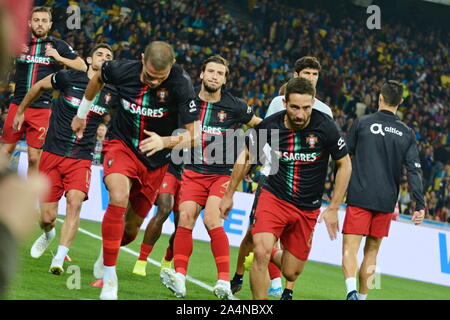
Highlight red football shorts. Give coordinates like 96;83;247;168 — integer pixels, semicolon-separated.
39;151;92;203
343;205;393;238
1;103;51;148
179;169;230;207
251;189;320;261
158;171;182;211
102;139;168;218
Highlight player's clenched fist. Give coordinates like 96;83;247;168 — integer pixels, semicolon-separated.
71;116;86;139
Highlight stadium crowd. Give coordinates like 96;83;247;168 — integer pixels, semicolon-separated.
1;0;449;223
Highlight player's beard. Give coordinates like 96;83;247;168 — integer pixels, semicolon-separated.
203;81;221;93
286;113;310;130
31;27;48;39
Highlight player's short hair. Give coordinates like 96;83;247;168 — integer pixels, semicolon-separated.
381;80;403;106
294;56;321;73
89;43;113;58
31;6;52;21
285;77;316;101
201;55;229;78
143;41;175;71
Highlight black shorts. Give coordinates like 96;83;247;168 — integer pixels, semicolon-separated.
249;175;268;226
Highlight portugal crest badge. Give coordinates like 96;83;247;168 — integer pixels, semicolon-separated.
218;110;227;123
157;88;168;102
307;134;318;148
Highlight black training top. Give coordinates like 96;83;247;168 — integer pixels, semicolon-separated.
101;60;198;169
346;110;425;213
12;36;79;108
44;69;118;160
247;110;348;210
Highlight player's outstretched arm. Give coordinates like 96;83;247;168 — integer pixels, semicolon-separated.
219;146;252;219
13;74;54;131
319;154;352;240
45;47;87;72
71;70;105;138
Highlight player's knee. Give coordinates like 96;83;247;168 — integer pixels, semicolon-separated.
282;269;300;282
154;210;170;225
203;215;220;230
41;213;56;226
65;197;82;216
109;189;130;207
179;210;196;228
28;153;40;168
157;203;172;218
253;243;271;266
1;144;15;157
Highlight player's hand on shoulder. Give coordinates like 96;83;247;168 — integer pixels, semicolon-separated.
71;116;86;139
319;207;340;240
412;209;425;225
45;47;61;61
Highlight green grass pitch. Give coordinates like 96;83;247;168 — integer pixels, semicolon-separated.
6;218;450;300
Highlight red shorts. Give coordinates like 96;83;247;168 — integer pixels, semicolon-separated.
102;139;168;218
252;189;320;261
39;151;92;203
343;205;393;238
158;171;182;211
179;169;230;207
1;103;51;148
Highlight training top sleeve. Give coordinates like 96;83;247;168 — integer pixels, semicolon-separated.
325;120;348;160
176;70;198;125
54;38;79;60
50;70;71;91
404;132;425;211
245;120;270;166
345;117;360;156
101;60;119;85
236;98;254;124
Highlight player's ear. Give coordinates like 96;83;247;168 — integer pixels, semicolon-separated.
86;56;92;65
282;97;287;107
141;53;145;63
379;94;383;105
399;98;404;105
200;71;204;81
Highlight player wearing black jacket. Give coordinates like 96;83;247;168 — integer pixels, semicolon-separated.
342;80;425;300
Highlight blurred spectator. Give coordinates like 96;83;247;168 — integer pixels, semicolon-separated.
398;180;411;214
92;123;107;166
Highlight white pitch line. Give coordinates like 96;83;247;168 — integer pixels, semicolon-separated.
56;218;239;300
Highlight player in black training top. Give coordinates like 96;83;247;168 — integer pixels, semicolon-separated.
13;43;116;276
341;80;425;301
2;6;86;175
71;41;199;300
162;55;261;300
220;77;352;300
